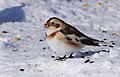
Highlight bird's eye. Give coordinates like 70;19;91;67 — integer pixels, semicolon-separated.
51;22;54;25
55;23;60;28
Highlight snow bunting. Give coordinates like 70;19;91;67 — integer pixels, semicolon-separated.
44;17;103;60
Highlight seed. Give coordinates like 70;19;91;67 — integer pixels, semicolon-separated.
51;56;55;58
103;39;107;40
102;31;107;33
20;68;25;72
112;42;115;45
43;47;46;49
109;45;113;48
84;59;90;63
90;61;94;63
102;45;108;46
2;31;8;33
39;39;43;41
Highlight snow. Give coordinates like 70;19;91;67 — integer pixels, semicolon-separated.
0;0;120;77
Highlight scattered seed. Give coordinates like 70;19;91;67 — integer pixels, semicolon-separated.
39;39;43;41
43;47;46;49
102;31;107;33
2;31;8;33
84;59;90;63
102;45;108;46
103;39;107;40
109;45;113;48
20;68;25;72
90;61;94;63
51;56;55;58
112;42;116;45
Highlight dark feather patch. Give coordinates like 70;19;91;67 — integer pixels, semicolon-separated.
60;30;66;35
80;39;100;46
54;23;60;28
66;37;72;41
75;38;80;42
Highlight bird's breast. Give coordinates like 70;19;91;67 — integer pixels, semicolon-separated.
46;31;84;48
46;31;58;40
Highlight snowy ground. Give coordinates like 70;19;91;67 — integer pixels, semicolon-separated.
0;0;120;77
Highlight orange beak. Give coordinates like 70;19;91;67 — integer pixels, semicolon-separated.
43;23;49;28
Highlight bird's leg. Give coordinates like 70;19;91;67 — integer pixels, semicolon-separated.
68;53;74;58
55;55;68;61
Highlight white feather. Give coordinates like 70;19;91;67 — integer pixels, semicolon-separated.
46;32;85;56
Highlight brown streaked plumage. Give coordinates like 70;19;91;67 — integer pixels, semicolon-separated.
55;31;81;48
65;40;81;48
46;31;58;40
44;17;103;58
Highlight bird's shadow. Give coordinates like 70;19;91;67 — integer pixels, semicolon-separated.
0;5;25;25
73;50;109;58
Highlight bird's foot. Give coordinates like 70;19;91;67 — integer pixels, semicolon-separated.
55;53;74;61
55;55;68;61
68;53;74;58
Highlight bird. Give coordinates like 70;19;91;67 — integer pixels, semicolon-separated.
44;17;104;61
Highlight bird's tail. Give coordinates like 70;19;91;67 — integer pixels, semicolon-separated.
91;39;104;47
94;39;115;48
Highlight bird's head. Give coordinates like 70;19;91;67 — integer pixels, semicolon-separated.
44;17;66;35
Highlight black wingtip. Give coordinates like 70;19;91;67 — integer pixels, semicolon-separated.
94;43;101;47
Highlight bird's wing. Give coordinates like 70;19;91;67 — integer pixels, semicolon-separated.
60;24;102;46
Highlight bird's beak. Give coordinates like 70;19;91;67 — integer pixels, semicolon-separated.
43;23;49;28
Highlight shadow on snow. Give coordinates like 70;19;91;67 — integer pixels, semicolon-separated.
0;5;25;25
74;50;109;58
